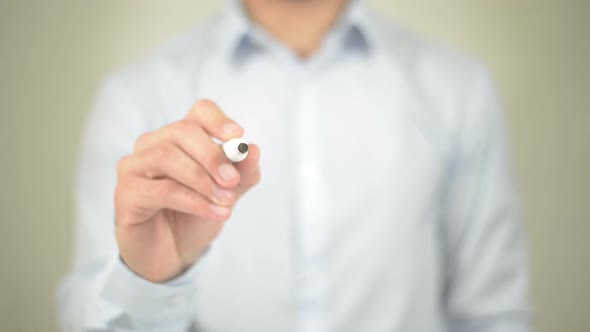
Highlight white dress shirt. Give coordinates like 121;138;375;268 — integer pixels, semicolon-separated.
58;1;531;331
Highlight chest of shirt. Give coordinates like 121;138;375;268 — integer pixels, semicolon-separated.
155;56;451;242
145;55;450;328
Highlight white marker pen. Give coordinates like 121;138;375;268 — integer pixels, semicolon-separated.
222;138;249;163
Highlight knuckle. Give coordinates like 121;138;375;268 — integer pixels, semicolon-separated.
168;120;197;142
114;182;125;202
190;99;227;125
115;212;136;228
142;144;173;164
191;99;217;115
116;155;132;177
144;168;158;181
114;180;132;209
134;132;152;152
168;121;186;140
184;121;201;136
115;179;152;224
156;180;177;198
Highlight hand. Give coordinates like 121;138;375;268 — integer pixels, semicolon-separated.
114;99;261;282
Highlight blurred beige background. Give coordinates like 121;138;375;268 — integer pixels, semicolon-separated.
1;1;588;331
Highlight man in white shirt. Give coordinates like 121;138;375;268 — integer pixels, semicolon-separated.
58;0;532;331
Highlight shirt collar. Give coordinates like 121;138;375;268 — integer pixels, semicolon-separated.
218;0;376;64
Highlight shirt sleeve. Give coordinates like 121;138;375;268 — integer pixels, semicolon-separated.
57;77;199;331
442;67;533;332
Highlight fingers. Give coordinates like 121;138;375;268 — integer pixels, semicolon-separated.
116;99;261;227
116;178;231;226
186;99;243;141
122;143;235;206
118;142;260;219
134;121;241;189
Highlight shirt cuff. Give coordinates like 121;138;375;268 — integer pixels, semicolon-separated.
98;253;203;328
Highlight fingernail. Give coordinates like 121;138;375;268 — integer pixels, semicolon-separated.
212;186;233;204
210;204;230;217
218;163;239;182
222;122;242;137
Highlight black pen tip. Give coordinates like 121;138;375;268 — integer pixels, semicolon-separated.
238;142;249;153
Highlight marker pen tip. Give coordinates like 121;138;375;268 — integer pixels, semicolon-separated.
238;143;249;153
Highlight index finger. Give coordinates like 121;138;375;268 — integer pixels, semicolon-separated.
186;99;244;141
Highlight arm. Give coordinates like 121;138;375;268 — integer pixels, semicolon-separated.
57;78;199;331
442;68;532;332
57;78;261;331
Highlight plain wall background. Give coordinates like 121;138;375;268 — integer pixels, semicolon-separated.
1;1;588;331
